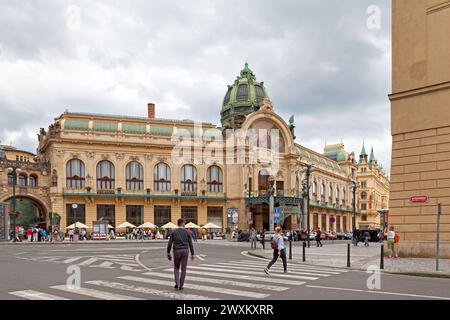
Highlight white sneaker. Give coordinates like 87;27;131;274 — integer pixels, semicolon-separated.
264;268;270;275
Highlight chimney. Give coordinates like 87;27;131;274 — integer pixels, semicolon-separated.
147;103;155;119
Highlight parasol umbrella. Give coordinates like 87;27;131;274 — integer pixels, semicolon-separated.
202;222;221;229
161;222;178;229
117;222;136;229
185;222;200;229
66;222;88;229
138;222;157;229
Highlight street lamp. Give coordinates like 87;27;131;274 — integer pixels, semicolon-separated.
7;166;22;242
301;164;314;248
351;180;360;230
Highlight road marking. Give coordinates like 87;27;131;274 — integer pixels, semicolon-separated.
215;262;335;276
195;254;207;261
9;290;69;300
306;285;450;300
118;276;270;299
144;271;288;291
120;265;145;272
90;261;115;269
161;269;306;286
44;247;165;252
235;260;349;272
224;261;343;274
187;266;319;280
62;257;85;264
85;280;217;300
77;258;99;266
50;285;143;300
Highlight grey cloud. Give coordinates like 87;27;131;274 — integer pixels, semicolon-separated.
0;0;392;168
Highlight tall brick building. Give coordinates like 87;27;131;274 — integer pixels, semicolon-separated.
389;0;450;257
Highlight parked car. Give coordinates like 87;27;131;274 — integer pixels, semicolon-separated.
335;232;348;240
324;232;337;240
356;229;382;242
237;232;251;242
264;231;276;241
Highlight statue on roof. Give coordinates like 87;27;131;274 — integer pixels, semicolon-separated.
288;115;295;128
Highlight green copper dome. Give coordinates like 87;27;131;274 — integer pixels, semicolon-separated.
220;63;269;128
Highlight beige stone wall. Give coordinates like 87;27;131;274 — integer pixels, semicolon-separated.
390;0;450;254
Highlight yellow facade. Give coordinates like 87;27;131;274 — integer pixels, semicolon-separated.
390;0;450;257
0;65;383;233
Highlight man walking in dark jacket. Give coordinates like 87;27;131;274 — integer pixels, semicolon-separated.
167;218;195;290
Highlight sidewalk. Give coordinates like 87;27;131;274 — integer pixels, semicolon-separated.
247;241;450;278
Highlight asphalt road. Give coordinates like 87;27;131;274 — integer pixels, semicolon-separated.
1;241;450;300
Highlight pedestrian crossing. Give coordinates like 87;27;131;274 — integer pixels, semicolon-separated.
9;259;349;300
16;254;145;272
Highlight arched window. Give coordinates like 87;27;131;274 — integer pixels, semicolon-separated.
126;161;143;190
320;182;325;195
207;166;223;192
236;84;248;102
223;88;232;106
255;85;265;102
361;192;368;200
154;163;171;191
29;175;38;187
336;187;340;201
181;164;197;192
343;189;346;204
312;180;317;194
97;160;115;190
18;173;27;187
66;159;85;189
329;183;333;200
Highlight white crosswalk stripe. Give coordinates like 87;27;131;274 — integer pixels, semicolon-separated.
233;259;349;273
218;262;342;275
162;269;306;286
144;271;289;291
9;290;69;300
203;263;332;277
85;280;217;300
118;276;270;298
50;285;143;300
187;265;319;280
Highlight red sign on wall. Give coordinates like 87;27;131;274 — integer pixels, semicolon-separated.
410;196;428;203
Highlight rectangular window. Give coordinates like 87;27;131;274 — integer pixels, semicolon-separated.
207;207;223;230
66;204;86;227
361;214;368;222
343;216;347;232
313;213;319;229
321;214;327;231
97;205;115;227
126;205;143;226
181;206;198;225
336;216;341;232
361;203;367;210
154;206;171;226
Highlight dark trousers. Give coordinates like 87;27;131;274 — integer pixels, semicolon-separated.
316;237;322;247
267;249;287;271
260;240;265;249
173;249;189;287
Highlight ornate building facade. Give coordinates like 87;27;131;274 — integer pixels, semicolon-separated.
0;64;387;233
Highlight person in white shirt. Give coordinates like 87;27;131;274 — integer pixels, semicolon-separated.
386;226;398;258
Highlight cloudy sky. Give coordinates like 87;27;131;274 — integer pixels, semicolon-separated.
0;0;392;171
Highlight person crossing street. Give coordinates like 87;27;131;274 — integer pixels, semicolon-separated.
264;227;287;275
167;218;195;290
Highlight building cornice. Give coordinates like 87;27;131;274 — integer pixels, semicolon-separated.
389;80;450;101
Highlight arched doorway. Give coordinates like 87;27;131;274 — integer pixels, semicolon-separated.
3;196;47;228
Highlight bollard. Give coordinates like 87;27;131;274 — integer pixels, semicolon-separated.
289;239;292;260
302;241;306;262
347;243;351;268
380;244;384;270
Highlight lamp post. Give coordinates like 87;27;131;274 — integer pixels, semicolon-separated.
7;166;22;242
268;175;275;231
301;164;314;248
351;180;360;230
